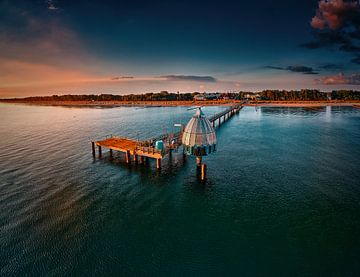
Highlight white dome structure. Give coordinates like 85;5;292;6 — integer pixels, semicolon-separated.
182;107;216;156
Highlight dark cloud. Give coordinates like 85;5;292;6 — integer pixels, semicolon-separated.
300;31;350;49
303;0;360;64
316;72;360;85
161;75;217;82
287;65;318;74
339;43;360;52
264;65;284;70
264;65;318;74
318;63;343;70
111;76;134;80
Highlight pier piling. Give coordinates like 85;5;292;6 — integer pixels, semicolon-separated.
196;156;202;167
98;146;102;157
201;164;207;181
92;142;95;156
156;158;161;169
126;150;131;164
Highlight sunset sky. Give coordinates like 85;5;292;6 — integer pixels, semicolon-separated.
1;0;360;97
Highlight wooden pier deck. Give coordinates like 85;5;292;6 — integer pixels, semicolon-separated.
92;103;244;169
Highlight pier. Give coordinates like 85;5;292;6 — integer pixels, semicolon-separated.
92;104;243;172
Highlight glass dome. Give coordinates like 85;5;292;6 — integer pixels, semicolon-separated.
182;107;217;156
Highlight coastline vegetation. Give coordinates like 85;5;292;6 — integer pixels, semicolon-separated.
1;89;359;103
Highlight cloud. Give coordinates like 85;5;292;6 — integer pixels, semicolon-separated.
316;72;360;85
0;6;84;67
0;1;104;89
264;66;284;70
287;66;319;74
264;65;319;74
303;0;360;64
111;76;134;80
318;63;343;70
47;0;58;10
300;31;349;49
311;0;359;30
160;75;217;82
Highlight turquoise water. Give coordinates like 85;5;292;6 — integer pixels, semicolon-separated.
0;104;359;276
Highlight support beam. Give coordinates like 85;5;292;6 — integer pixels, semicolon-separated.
212;121;215;127
126;150;131;164
92;142;95;156
139;156;144;164
109;149;113;157
196;156;202;167
98;146;102;157
133;154;138;164
156;158;161;169
201;163;207;181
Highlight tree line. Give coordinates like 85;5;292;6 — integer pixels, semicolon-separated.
252;90;360;101
2;89;360;102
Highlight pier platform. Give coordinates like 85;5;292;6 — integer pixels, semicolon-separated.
92;103;244;169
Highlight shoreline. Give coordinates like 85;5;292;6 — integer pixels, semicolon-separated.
1;100;360;108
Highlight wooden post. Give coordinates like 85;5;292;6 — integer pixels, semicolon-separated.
218;117;221;126
92;142;95;156
156;158;161;169
201;163;207;181
133;154;138;164
126;150;131;164
139;156;144;164
212;121;215;127
98;146;102;157
109;149;113;157
196;156;202;167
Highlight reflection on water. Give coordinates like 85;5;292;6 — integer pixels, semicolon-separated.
0;104;359;276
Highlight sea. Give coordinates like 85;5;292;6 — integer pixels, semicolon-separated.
0;103;359;276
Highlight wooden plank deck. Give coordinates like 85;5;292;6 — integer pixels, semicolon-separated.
96;137;137;152
95;137;163;159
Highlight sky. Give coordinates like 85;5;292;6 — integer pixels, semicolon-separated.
1;0;360;97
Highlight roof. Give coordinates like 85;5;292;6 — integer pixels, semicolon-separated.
182;108;217;147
